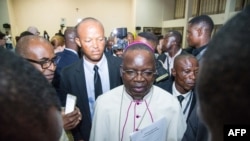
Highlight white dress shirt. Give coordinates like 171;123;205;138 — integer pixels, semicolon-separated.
164;49;182;75
172;82;193;121
83;54;110;119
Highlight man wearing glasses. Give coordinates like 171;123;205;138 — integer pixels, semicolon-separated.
90;42;186;141
15;35;59;82
15;35;81;141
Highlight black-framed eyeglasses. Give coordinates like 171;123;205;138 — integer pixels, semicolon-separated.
25;56;61;69
122;69;156;78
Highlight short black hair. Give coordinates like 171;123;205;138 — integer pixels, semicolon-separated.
0;48;61;141
138;32;158;45
167;30;182;46
174;53;197;68
189;15;214;33
20;30;34;37
197;5;250;133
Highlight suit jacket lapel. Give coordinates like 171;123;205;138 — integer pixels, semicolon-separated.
187;91;196;120
75;59;92;121
105;53;121;89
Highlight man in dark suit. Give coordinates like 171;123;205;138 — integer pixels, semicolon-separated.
59;17;123;141
53;27;80;102
156;54;198;122
182;105;208;141
156;30;188;88
186;15;214;61
15;35;81;140
157;30;187;75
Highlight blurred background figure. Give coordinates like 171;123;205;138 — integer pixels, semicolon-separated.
4;31;13;50
52;27;80;101
0;31;6;48
51;35;65;53
27;26;40;36
112;46;123;57
126;32;134;44
104;36;114;55
44;30;50;41
156;35;164;55
109;28;128;57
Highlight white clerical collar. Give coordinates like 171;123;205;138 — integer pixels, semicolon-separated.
172;82;192;98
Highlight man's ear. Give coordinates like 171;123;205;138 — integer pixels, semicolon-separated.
197;27;203;37
171;68;176;77
75;37;81;47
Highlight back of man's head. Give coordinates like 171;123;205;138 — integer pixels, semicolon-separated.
64;27;78;51
197;6;250;135
136;32;158;49
0;48;62;141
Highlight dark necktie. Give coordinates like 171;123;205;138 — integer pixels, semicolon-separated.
177;95;185;107
94;65;103;99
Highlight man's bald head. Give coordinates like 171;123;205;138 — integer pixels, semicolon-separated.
15;35;53;57
75;17;104;38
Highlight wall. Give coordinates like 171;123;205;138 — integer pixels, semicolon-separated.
135;0;164;31
161;0;239;48
162;0;175;21
0;0;10;32
9;0;133;38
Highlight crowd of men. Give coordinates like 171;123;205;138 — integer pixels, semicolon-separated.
1;5;250;141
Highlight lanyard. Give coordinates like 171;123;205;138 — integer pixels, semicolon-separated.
183;91;193;114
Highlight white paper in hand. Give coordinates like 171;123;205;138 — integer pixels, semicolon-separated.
65;94;77;114
129;117;167;141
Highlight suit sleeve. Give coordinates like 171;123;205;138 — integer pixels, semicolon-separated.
59;69;69;107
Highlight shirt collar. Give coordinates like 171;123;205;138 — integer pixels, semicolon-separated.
172;82;192;98
64;48;78;55
192;44;207;56
165;48;182;59
83;53;107;71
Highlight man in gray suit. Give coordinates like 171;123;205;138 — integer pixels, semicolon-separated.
59;17;122;141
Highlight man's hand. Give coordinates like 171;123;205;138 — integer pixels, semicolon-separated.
61;107;82;130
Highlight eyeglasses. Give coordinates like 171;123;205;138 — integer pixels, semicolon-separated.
122;69;156;78
25;56;60;69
